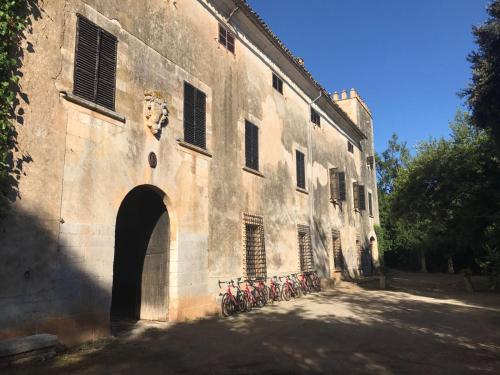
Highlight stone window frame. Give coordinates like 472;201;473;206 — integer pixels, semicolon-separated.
242;213;267;279
297;224;314;272
218;23;235;54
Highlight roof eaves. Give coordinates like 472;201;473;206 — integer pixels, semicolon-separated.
232;0;367;140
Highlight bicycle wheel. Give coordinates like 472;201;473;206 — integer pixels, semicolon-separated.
254;288;265;308
268;287;275;305
221;293;234;317
263;285;270;304
244;292;253;311
275;285;281;301
236;292;247;313
282;285;291;301
301;282;308;295
313;276;321;292
294;284;302;298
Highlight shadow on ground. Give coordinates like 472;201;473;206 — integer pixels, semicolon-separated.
7;273;500;375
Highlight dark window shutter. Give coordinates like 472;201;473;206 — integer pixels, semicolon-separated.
74;16;117;111
272;73;283;94
329;168;340;201
338;172;346;201
245;121;259;171
218;24;227;47
227;32;235;53
311;108;320;126
359;185;366;210
96;31;117;110
74;17;99;103
194;89;206;149
296;150;305;189
183;82;196;145
353;182;359;209
348;141;354;153
183;82;206;149
368;192;373;216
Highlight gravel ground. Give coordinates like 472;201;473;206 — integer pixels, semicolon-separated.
6;271;500;374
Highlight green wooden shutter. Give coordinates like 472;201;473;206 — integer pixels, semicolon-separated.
359;185;366;210
338;172;346;201
353;182;359;209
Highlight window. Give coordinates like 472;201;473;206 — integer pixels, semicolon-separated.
272;73;283;94
298;225;313;272
353;182;359;210
183;82;206;149
353;182;366;211
296;150;306;189
368;192;373;216
329;168;346;202
347;141;354;153
218;24;235;53
332;230;344;272
245;121;259;171
73;16;118;111
243;213;267;279
310;107;320;126
359;185;366;210
367;155;374;170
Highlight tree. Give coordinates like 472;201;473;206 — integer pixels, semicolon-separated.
463;0;500;155
390;111;500;275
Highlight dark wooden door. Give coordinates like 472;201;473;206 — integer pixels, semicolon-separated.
140;209;169;321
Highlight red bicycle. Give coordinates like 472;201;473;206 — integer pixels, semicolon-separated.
254;278;269;306
219;279;246;316
268;276;281;303
280;275;300;300
297;273;310;295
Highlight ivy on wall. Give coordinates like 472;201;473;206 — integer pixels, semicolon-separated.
0;0;38;218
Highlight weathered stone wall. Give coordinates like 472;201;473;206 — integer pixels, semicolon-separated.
0;0;379;344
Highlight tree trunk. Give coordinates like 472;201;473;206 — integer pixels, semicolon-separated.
447;257;455;274
420;249;427;273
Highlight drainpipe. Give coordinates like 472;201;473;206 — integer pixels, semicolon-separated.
227;6;239;22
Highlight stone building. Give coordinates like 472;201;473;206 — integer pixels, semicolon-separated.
0;0;379;344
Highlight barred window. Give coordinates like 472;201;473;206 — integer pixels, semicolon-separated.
243;213;266;279
183;82;206;149
310;107;320;126
73;15;117;111
245;121;259;171
296;150;306;189
332;230;344;272
272;73;283;94
298;225;314;272
218;24;235;53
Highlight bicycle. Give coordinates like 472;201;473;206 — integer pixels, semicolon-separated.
297;272;310;295
280;275;300;300
304;271;321;292
268;276;281;303
240;279;262;310
254;277;270;306
219;279;246;317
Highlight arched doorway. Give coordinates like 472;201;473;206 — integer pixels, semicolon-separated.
111;185;170;321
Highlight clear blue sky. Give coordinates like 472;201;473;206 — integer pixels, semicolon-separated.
247;0;490;153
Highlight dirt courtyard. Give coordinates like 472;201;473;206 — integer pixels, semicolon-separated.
7;271;500;374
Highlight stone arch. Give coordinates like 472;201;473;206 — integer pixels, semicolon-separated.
111;184;176;321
